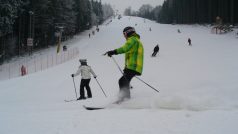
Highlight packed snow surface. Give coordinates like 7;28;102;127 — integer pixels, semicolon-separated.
1;16;238;134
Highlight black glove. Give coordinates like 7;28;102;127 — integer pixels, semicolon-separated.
71;74;74;77
94;76;97;78
106;50;117;57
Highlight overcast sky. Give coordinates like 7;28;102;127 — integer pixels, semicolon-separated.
101;0;164;14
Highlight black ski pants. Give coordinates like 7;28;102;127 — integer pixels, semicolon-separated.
118;69;138;99
152;50;158;57
80;79;92;98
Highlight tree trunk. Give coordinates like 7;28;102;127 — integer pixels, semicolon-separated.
230;0;234;24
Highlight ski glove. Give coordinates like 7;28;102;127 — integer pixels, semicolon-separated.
106;50;117;57
71;74;74;77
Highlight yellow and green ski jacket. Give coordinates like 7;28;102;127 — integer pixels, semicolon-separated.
116;34;144;75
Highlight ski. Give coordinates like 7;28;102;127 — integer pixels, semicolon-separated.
64;99;77;102
83;100;123;110
83;105;105;110
82;98;131;110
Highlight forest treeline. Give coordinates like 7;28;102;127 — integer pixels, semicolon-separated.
125;0;238;24
0;0;114;62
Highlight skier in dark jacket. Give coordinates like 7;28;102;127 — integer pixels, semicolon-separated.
188;38;192;46
71;59;97;100
152;44;159;57
105;26;144;103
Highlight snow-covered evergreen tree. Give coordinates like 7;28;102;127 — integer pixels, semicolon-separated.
102;4;114;21
0;0;23;36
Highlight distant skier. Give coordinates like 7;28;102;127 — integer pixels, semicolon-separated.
178;29;181;33
89;33;91;38
105;26;144;103
152;44;159;57
21;65;27;76
149;27;152;31
188;38;192;46
92;30;95;35
63;45;67;51
96;26;99;32
71;59;97;100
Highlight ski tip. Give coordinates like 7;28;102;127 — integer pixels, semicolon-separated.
83;105;105;110
64;99;77;102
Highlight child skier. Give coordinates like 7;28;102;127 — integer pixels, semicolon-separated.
71;59;97;100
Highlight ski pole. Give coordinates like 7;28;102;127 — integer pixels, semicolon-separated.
103;54;133;89
111;56;132;89
135;76;159;93
111;56;124;74
111;56;159;93
94;77;107;97
72;77;78;99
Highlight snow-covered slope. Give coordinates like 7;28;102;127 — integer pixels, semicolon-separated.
0;16;238;134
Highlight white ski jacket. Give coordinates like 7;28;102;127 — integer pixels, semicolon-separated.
73;65;97;79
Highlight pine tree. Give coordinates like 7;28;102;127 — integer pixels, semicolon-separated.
0;0;23;36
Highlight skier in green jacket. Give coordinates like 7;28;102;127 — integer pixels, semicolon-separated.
105;26;144;102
